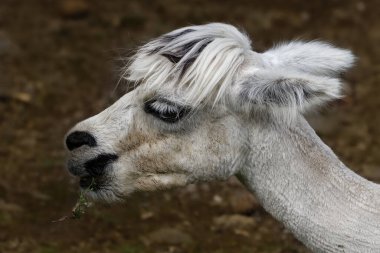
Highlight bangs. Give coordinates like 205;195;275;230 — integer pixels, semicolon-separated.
124;23;252;107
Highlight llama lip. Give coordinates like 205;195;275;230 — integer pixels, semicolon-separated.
79;176;94;188
67;153;118;179
84;154;118;177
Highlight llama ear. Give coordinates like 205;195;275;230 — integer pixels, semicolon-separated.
262;41;355;77
230;41;355;120
234;68;343;116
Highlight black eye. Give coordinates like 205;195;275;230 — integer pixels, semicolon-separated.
144;99;191;123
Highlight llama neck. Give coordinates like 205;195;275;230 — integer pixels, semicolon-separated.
238;117;380;252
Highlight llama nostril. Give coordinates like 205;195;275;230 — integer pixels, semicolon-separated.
65;131;97;151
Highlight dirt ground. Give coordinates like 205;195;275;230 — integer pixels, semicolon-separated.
0;0;379;252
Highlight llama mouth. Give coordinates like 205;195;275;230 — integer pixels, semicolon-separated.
84;153;119;177
79;175;107;191
79;176;95;189
68;153;119;190
78;175;123;202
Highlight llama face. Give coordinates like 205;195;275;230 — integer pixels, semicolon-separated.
65;86;246;201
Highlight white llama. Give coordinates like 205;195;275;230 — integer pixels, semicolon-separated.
64;23;380;252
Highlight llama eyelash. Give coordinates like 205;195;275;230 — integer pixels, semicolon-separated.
144;99;191;124
147;100;179;113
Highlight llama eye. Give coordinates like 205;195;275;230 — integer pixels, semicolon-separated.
144;99;190;123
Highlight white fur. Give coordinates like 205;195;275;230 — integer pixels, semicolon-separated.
125;23;354;123
65;23;380;252
261;40;355;76
126;23;252;107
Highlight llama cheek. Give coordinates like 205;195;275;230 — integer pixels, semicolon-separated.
129;147;186;175
204;134;231;161
116;125;168;154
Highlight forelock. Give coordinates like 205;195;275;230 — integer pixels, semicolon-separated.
125;23;252;107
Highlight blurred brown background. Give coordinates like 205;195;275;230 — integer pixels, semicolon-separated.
0;0;379;252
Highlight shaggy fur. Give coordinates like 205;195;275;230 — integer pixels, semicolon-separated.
126;23;252;107
65;23;380;252
124;23;354;124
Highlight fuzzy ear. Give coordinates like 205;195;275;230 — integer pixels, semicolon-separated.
231;41;355;121
262;41;355;77
238;68;342;113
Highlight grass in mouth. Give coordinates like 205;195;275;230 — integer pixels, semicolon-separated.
52;178;95;222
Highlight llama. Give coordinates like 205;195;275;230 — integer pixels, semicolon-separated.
65;23;380;252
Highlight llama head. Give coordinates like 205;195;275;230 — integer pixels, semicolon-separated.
65;23;354;201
